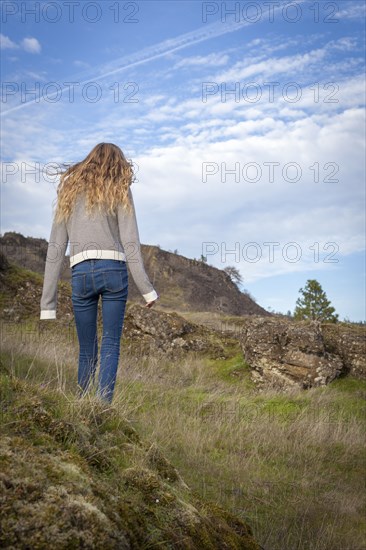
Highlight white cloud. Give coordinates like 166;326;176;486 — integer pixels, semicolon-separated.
215;48;327;82
124;106;365;280
0;34;18;49
0;34;41;53
337;2;366;20
174;53;229;69
21;37;41;54
326;37;359;51
23;70;48;81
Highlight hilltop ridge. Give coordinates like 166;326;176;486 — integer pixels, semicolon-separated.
0;231;269;316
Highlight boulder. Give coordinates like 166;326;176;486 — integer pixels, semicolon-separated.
122;304;234;359
239;317;347;391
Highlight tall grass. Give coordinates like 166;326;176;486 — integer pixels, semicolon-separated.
1;320;365;550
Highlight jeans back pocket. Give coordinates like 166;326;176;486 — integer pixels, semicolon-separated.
102;270;128;293
72;273;88;297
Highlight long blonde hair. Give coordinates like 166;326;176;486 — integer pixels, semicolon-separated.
53;142;134;224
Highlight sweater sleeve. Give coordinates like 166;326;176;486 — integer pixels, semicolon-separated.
117;189;158;303
40;216;69;319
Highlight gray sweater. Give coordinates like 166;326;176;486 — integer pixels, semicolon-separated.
40;188;158;319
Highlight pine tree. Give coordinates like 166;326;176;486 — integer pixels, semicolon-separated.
294;279;338;322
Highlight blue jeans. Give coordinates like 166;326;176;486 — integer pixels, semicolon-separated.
71;259;128;403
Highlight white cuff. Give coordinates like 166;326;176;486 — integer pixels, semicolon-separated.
143;290;158;303
40;310;56;320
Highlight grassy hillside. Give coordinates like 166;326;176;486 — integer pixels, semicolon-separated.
1;321;366;550
0;354;261;550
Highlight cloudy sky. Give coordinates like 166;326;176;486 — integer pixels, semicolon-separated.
1;0;365;321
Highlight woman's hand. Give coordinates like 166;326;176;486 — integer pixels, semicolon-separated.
145;294;159;308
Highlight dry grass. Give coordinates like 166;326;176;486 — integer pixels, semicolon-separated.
1;320;365;550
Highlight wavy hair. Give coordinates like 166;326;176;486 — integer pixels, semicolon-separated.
53;142;134;224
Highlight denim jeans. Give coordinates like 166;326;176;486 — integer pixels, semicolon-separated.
71;258;128;404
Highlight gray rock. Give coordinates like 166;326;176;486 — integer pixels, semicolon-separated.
239;317;364;391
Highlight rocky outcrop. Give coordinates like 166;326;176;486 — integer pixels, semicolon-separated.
123;304;237;359
239;317;366;390
0;232;50;276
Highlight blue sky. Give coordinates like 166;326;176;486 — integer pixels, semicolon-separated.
1;0;365;321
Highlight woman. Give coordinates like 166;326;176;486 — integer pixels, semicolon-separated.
40;143;158;403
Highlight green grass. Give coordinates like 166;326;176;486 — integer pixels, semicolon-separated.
209;352;257;387
327;375;366;394
0;349;77;393
3;261;45;286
